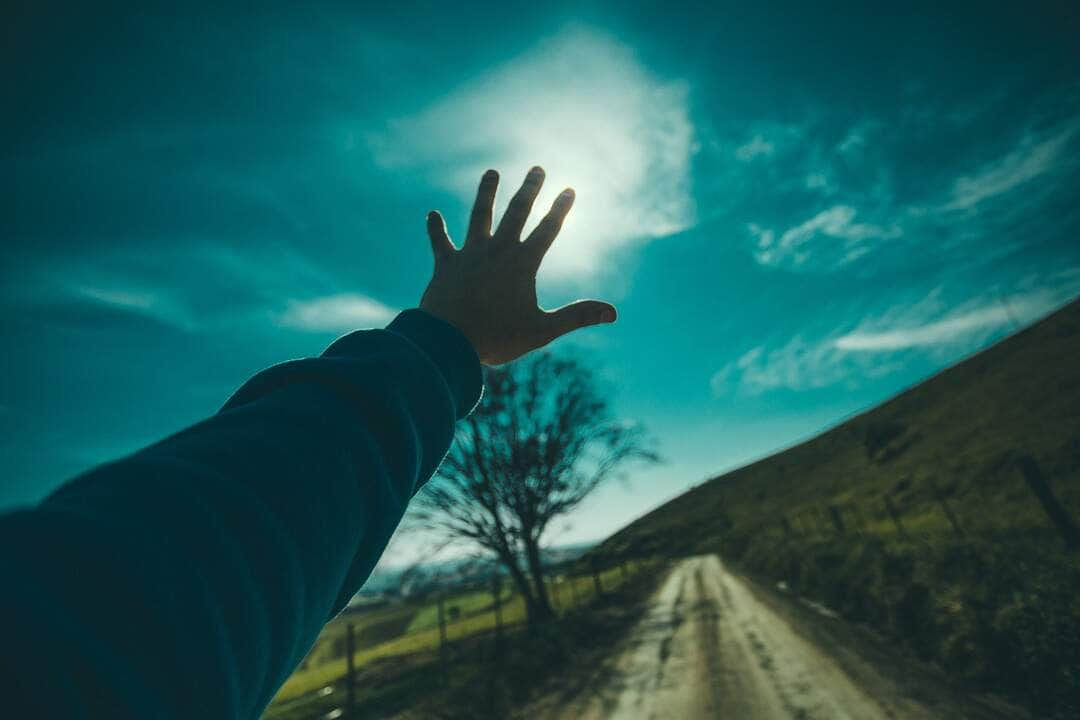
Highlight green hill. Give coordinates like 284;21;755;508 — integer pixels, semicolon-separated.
595;296;1080;718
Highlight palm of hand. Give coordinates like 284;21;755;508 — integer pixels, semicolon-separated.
420;167;616;365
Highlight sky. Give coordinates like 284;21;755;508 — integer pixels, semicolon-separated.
3;2;1080;567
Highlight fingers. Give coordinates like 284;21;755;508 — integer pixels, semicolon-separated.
524;188;574;262
540;300;617;344
467;169;499;243
495;166;545;240
426;210;455;260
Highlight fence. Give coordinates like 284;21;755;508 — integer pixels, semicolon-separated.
763;454;1077;552
268;555;658;720
733;451;1080;718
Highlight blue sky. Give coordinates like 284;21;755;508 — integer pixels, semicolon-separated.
3;2;1079;565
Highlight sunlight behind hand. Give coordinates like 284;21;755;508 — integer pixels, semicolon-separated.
369;25;696;284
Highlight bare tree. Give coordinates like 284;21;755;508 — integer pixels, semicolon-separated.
411;351;658;623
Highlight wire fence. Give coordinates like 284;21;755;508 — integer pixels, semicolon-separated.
265;556;663;720
726;452;1080;717
752;453;1078;553
267;455;1079;719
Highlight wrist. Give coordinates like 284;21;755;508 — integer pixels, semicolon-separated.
418;302;483;362
385;308;484;419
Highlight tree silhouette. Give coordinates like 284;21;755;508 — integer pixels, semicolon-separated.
412;352;658;623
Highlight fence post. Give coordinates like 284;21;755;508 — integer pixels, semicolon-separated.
792;513;807;535
590;556;604;599
927;477;965;538
545;575;558;615
345;623;356;719
569;571;580;607
827;505;846;535
491;575;503;659
883;495;910;541
846;504;867;536
437;592;448;686
1017;455;1079;550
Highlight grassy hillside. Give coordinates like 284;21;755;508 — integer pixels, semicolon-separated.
594;297;1080;718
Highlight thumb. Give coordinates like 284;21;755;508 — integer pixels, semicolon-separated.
541;300;617;343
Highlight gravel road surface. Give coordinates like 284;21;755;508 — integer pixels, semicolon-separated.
526;554;1016;720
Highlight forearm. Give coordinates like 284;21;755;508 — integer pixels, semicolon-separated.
0;309;482;719
0;162;613;719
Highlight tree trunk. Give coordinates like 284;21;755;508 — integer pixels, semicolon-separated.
523;537;554;623
496;549;543;622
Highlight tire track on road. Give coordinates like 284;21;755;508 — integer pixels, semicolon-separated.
526;555;930;719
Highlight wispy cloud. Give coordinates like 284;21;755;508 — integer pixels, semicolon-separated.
278;293;396;333
72;285;160;314
836;304;1022;351
751;205;901;269
805;172;832;192
9;241;350;333
944;121;1079;211
724;97;1078;275
837;126;868;156
66;283;198;330
4;276;202;331
735;133;775;161
712;279;1080;396
367;25;695;282
835;285;1076;352
711;338;852;395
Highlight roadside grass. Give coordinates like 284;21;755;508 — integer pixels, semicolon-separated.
731;528;1080;717
405;587;511;634
264;562;651;715
263;652;441;720
300;603;418;668
589;300;1080;719
597;473;1080;717
395;558;671;720
272;596;527;703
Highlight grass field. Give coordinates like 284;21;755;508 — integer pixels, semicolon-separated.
263;563;641;716
298;602;418;669
590;298;1080;718
404;586;510;634
265;300;1080;718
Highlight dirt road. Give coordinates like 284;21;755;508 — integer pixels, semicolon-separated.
527;555;1002;720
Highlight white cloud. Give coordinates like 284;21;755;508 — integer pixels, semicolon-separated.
835;286;1075;352
15;241;353;333
781;206;888;245
61;282;197;330
73;285;159;313
805;172;831;191
711;280;1080;396
837;127;867;156
711;336;853;396
836;305;1013;351
367;25;695;281
278;293;396;332
944;121;1079;211
735;134;775;161
751;205;901;269
747;223;774;249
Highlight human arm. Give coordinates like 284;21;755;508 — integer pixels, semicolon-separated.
0;167;614;719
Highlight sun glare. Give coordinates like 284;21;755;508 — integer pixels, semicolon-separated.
369;26;696;284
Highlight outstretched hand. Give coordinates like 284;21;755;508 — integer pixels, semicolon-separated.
419;166;617;366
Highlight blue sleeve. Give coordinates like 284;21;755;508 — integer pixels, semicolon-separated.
0;308;483;719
